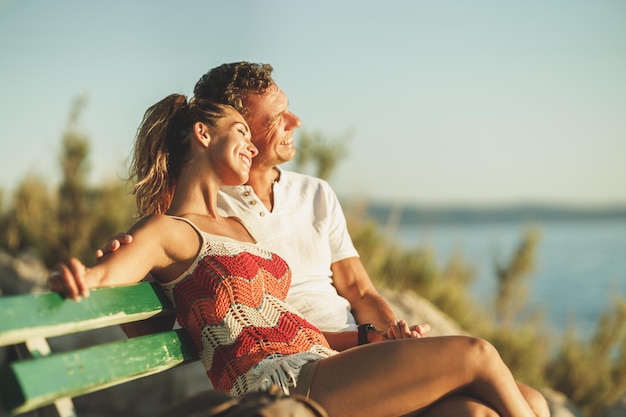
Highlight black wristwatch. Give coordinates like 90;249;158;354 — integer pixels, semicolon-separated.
358;323;377;345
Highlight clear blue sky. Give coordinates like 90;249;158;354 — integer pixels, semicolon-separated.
1;0;625;207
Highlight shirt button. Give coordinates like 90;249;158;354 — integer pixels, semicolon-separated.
259;212;265;217
250;200;257;205
243;191;250;196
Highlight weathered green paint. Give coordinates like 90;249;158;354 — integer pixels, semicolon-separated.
0;282;174;347
0;282;202;415
0;329;199;414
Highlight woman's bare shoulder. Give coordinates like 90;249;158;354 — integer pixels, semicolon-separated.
129;213;187;232
126;214;198;249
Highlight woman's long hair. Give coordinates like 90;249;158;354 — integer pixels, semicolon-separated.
128;94;229;216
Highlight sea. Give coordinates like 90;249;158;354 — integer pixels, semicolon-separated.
388;217;626;340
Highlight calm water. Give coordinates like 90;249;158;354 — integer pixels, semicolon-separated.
392;218;626;338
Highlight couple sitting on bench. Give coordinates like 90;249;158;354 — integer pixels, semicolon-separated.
47;62;548;417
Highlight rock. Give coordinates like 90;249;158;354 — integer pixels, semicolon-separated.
541;388;586;417
379;287;467;336
0;249;48;296
605;394;626;417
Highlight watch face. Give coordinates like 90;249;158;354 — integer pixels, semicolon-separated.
362;324;376;332
358;324;375;345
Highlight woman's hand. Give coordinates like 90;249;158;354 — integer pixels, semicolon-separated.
48;258;90;301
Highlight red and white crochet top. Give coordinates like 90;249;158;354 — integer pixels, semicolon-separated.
160;217;336;396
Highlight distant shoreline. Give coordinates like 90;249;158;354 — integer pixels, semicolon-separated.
348;201;626;225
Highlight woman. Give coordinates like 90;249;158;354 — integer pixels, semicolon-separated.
49;94;543;417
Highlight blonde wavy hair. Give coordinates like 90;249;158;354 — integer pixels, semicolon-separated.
128;94;231;216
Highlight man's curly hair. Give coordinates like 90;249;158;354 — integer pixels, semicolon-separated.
193;62;275;116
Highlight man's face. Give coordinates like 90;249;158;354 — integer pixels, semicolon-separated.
243;84;301;170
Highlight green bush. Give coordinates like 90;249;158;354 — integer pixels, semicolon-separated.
546;298;626;417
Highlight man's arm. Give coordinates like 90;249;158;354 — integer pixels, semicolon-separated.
330;256;397;330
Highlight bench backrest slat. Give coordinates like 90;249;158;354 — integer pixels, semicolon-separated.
0;282;174;347
0;329;199;415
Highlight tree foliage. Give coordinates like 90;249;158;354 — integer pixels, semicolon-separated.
0;174;56;259
0;96;135;267
56;95;92;261
494;227;541;327
293;129;351;180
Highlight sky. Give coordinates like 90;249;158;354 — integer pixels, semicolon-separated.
1;0;625;207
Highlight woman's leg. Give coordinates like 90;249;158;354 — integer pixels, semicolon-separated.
307;335;536;417
416;382;549;417
417;395;499;417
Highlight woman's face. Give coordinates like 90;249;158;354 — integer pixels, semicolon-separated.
209;108;258;186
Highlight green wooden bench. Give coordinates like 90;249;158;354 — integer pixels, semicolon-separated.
0;282;199;417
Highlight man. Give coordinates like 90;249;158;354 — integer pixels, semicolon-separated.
197;62;403;333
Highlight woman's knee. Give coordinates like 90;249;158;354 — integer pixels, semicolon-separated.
456;336;512;381
462;337;501;363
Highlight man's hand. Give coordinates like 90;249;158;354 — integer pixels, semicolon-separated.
369;320;431;343
96;233;133;262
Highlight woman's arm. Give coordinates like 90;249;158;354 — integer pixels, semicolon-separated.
322;331;360;351
48;215;194;300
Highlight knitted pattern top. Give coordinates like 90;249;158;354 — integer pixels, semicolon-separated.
160;217;337;396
